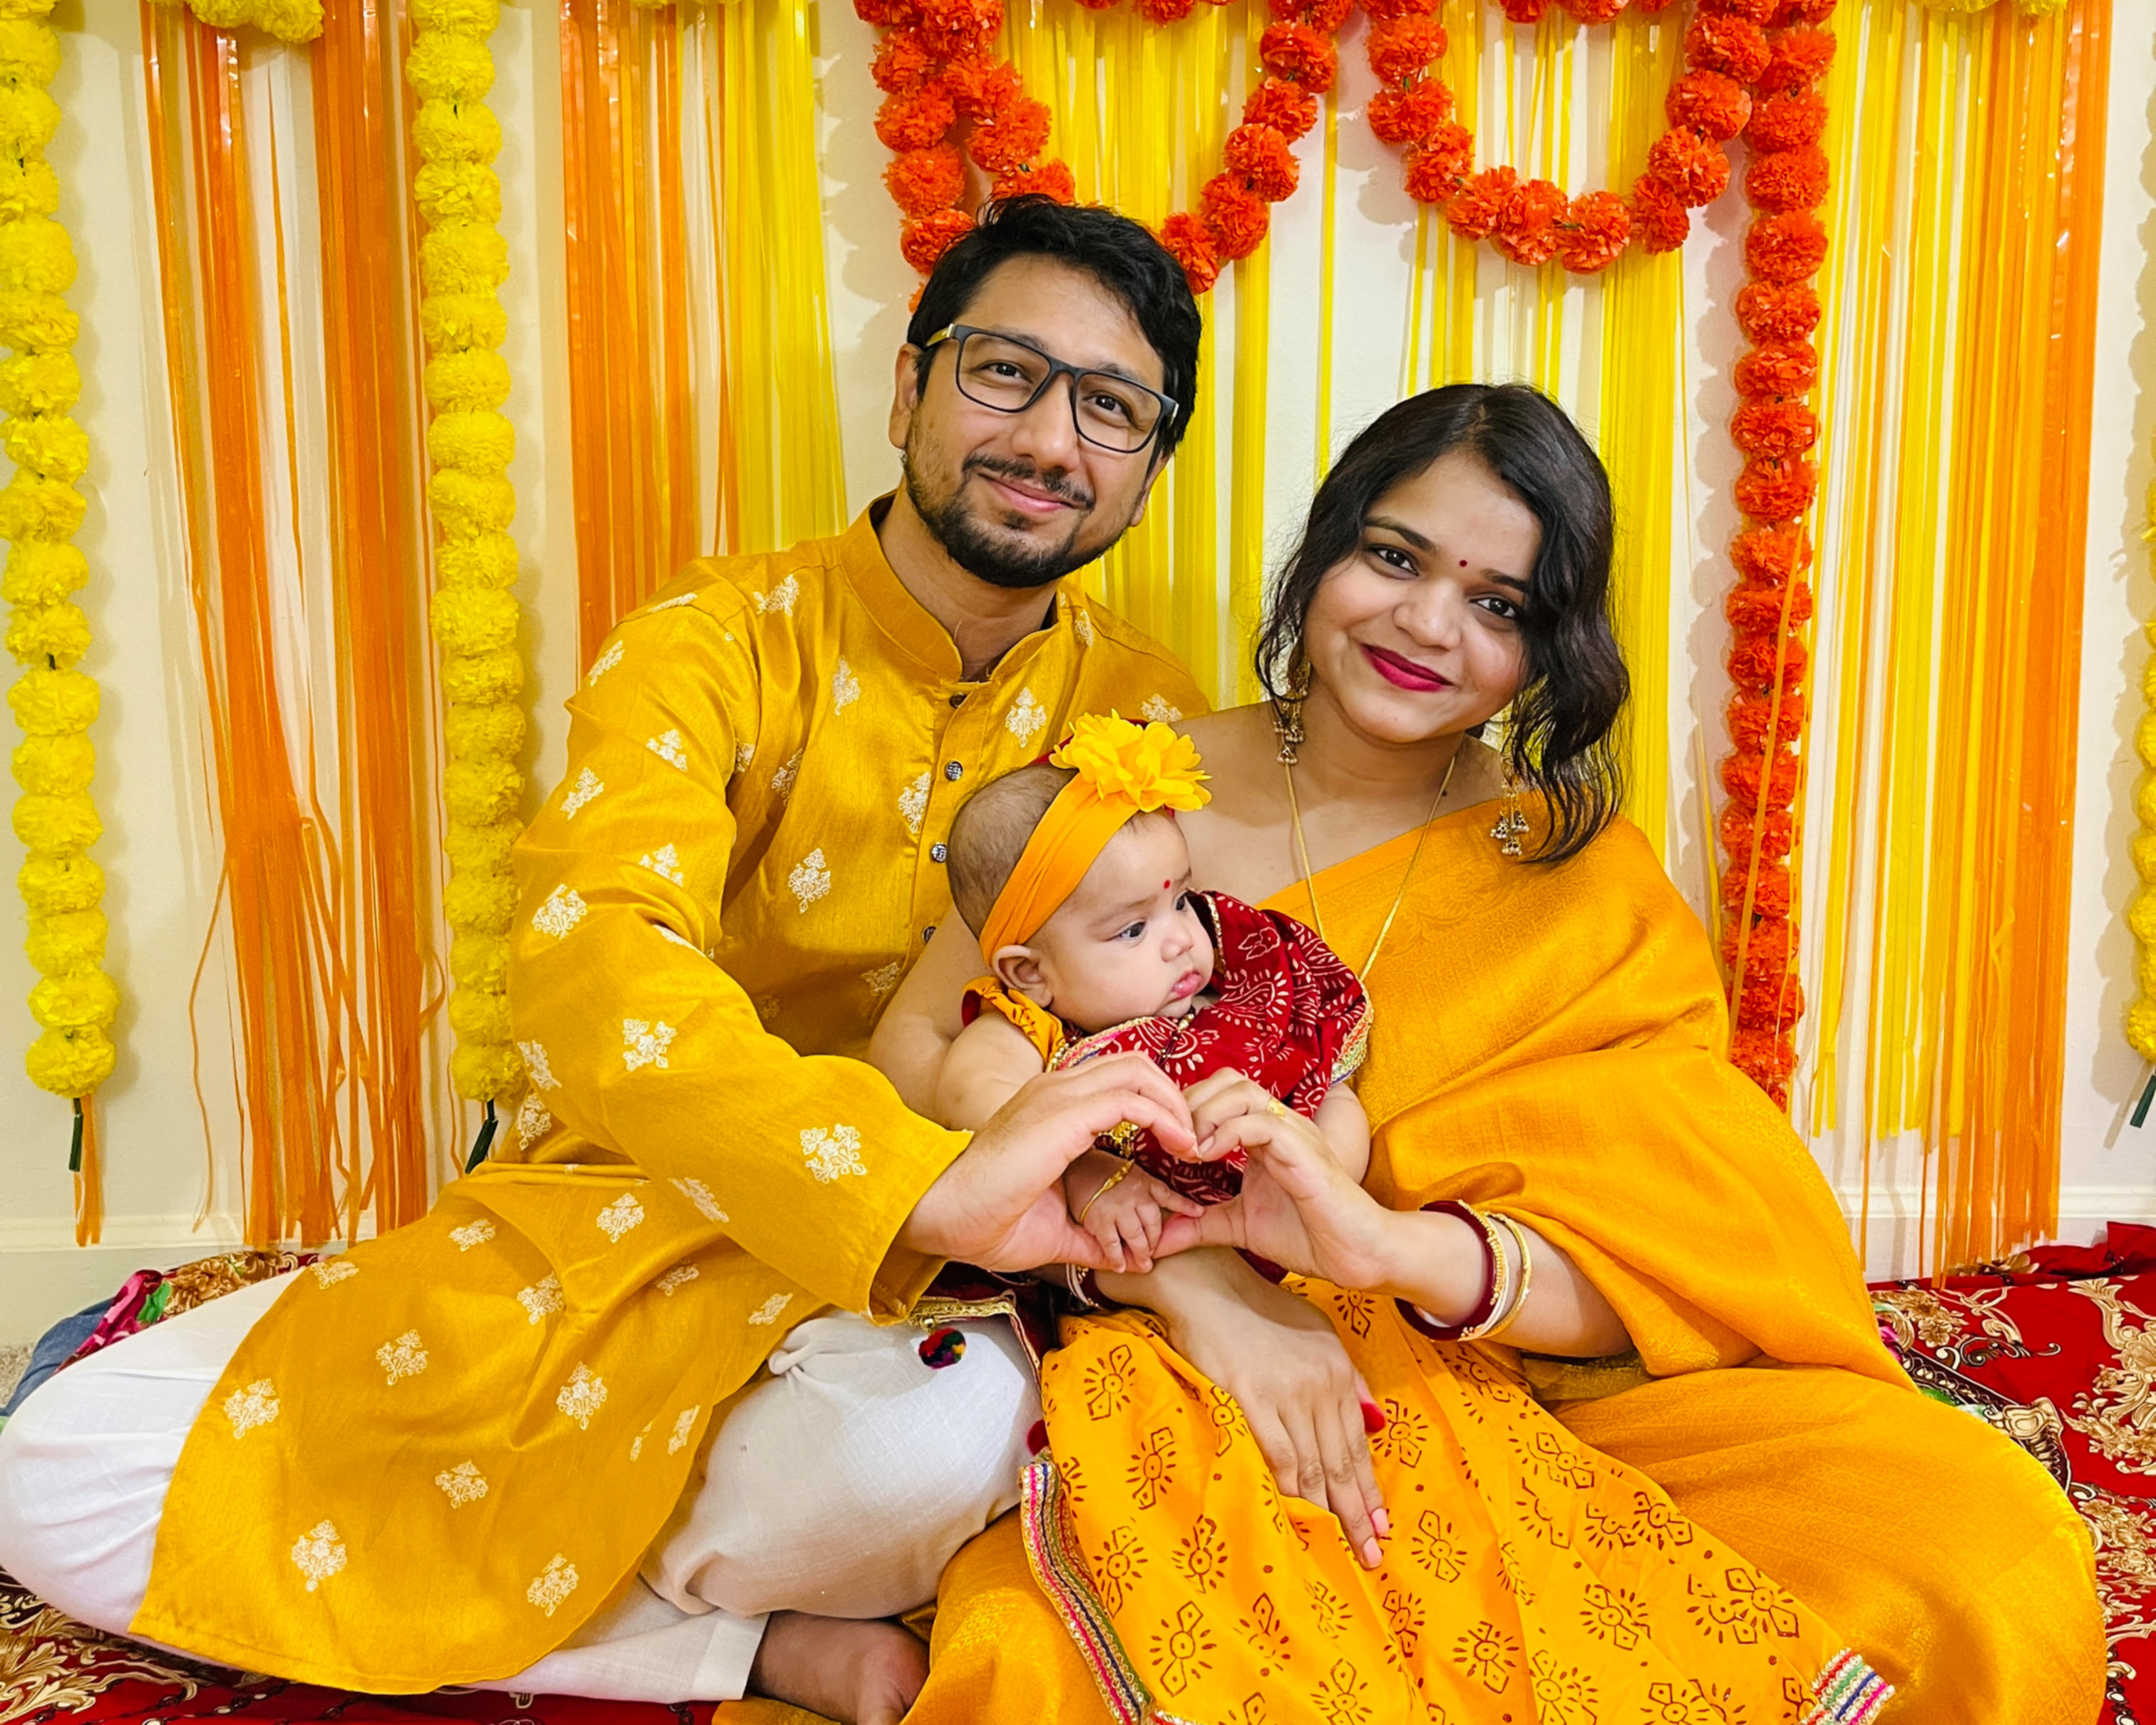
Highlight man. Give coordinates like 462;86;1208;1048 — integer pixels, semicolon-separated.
0;198;1212;1724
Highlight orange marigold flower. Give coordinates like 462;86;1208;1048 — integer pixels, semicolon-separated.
1735;280;1822;344
1564;0;1626;23
876;83;957;153
1405;125;1474;203
1362;0;1439;17
1722;859;1794;921
1733;339;1819;398
1446;167;1516;242
1731;399;1819;461
1684;14;1772;83
1201;174;1271;260
944;55;1021;120
1635;0;1683;12
1760;27;1836;94
1725;579;1815;634
1727;687;1809;753
1160;210;1221;295
1745;209;1828;285
1777;0;1837;24
1224;123;1299;202
1558;190;1631;274
1244;76;1320;141
855;0;919;26
915;0;1002;56
1721;801;1795;864
1275;0;1355;29
1748;89;1828;152
1367;82;1454;147
871;29;936;93
1665;70;1751;142
1261;21;1338;92
1137;0;1197;21
1729;1024;1797;1089
1742;148;1828;213
1367;16;1446;85
1730;523;1812;583
1733;972;1805;1033
1727;625;1809;693
1631;171;1690;252
885;143;967;216
968;96;1052;174
992;158;1076;205
1500;0;1546;21
1720;916;1797;984
1734;454;1819;523
1648;127;1730;209
1720;747;1802;812
1698;0;1775;19
1492;177;1566;267
901;206;975;272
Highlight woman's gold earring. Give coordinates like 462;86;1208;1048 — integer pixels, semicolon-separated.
1273;662;1312;764
1490;764;1529;857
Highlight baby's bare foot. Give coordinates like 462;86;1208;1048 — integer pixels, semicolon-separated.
746;1610;928;1725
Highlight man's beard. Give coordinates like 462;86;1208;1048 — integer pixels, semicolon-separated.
903;444;1102;591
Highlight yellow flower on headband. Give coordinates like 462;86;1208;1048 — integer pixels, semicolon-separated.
1049;712;1210;814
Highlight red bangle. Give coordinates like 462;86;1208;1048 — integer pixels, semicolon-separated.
1395;1199;1501;1341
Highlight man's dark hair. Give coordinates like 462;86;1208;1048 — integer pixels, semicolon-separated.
905;196;1203;461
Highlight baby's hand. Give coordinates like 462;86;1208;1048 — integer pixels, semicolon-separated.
1066;1151;1206;1274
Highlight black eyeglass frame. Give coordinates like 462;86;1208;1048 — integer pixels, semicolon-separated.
918;323;1180;456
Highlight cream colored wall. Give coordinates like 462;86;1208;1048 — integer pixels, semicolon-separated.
1;0;2150;1340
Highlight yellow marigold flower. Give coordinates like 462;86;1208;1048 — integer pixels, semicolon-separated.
26;906;104;974
428;469;515;536
0;157;58;222
441;645;524;705
436;528;518;588
0;18;60;85
443;869;515;933
6;597;88;667
0;85;58;157
445;815;519;874
419;292;508;355
447;983;512;1043
409;0;500;34
414;158;502;227
452;1037;523;1102
3;410;86;481
0;287;73;351
0;538;84;607
2132;888;2156;946
255;0;324;41
27;1023;114;1096
2141;945;2156;998
188;0;253;25
0;471;83;540
0;215;73;295
19;849;99;913
411;98;503;165
445;700;524;760
423;349;510;415
13;789;98;851
406;33;497;103
2135;831;2156;884
446;755;522;826
2131;997;2156;1063
9;663;96;733
0;0;58;23
419;219;510;297
0;348;76;416
449;928;510;991
426;408;515;476
29;966;118;1028
431;583;518;655
12;727;93;795
1050;712;1210;813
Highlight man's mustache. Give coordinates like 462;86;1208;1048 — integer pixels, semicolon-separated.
963;454;1094;512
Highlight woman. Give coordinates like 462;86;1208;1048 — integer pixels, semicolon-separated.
877;384;2104;1721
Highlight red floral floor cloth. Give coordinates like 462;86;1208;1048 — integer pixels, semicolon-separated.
5;1224;2152;1725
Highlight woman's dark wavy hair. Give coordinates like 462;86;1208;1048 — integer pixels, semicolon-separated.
1254;382;1628;864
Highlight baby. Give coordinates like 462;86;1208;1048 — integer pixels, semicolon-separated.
932;714;1372;1271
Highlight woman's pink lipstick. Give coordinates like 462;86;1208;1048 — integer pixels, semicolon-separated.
1361;643;1451;691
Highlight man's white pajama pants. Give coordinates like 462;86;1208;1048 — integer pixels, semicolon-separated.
0;1271;1040;1701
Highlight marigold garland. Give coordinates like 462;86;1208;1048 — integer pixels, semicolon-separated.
2134;276;2156;1107
145;0;321;44
1;0;113;1224
406;0;528;1124
1715;0;1834;1112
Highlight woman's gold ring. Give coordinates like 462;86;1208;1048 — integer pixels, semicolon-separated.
1263;1097;1290;1120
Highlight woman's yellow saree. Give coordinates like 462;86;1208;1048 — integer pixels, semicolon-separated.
910;812;2105;1723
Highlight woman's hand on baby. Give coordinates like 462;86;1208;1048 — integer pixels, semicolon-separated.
1069;1156;1205;1274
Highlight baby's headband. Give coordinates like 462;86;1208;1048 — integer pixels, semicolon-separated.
975;712;1210;965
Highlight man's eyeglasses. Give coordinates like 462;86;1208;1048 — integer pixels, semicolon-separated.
920;324;1177;456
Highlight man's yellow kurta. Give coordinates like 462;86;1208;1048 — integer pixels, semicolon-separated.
131;506;1206;1690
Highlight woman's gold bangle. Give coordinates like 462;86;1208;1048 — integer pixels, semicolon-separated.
1076;1157;1136;1227
1482;1212;1535;1340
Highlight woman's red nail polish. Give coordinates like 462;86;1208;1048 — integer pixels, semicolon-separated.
1360;1399;1387;1434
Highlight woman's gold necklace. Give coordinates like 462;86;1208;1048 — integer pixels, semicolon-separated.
1283;742;1460;976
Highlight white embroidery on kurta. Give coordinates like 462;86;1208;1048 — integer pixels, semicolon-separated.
755;995;781;1023
667;1408;700;1455
656;1263;699;1295
515;1092;553;1150
292;1522;346;1592
863;959;904;999
747;1292;794;1326
801;1123;866;1183
1073;608;1094;645
436;1461;488;1507
789;849;831;912
451;1217;497;1251
225;1378;280;1438
586;640;624;685
1140;695;1184;724
622;1018;675;1072
377;1331;429;1385
533;884;588;939
898;770;930;836
671;1175;727;1222
734;740;756;775
631;1421;652;1461
771;751;801;798
311;1258;358;1289
556;1365;607;1429
1005;687;1047;747
639;844;684;885
518;1040;559;1090
647;590;699;613
597;1193;645;1242
647;729;687;770
832;657;861;715
528;1555;580;1615
518;1274;564;1324
562;769;604;818
751;574;799;617
654;923;701;955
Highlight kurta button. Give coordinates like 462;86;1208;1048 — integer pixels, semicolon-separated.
930;842;948;863
944;761;963;781
948;692;965;707
923;925;937;942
